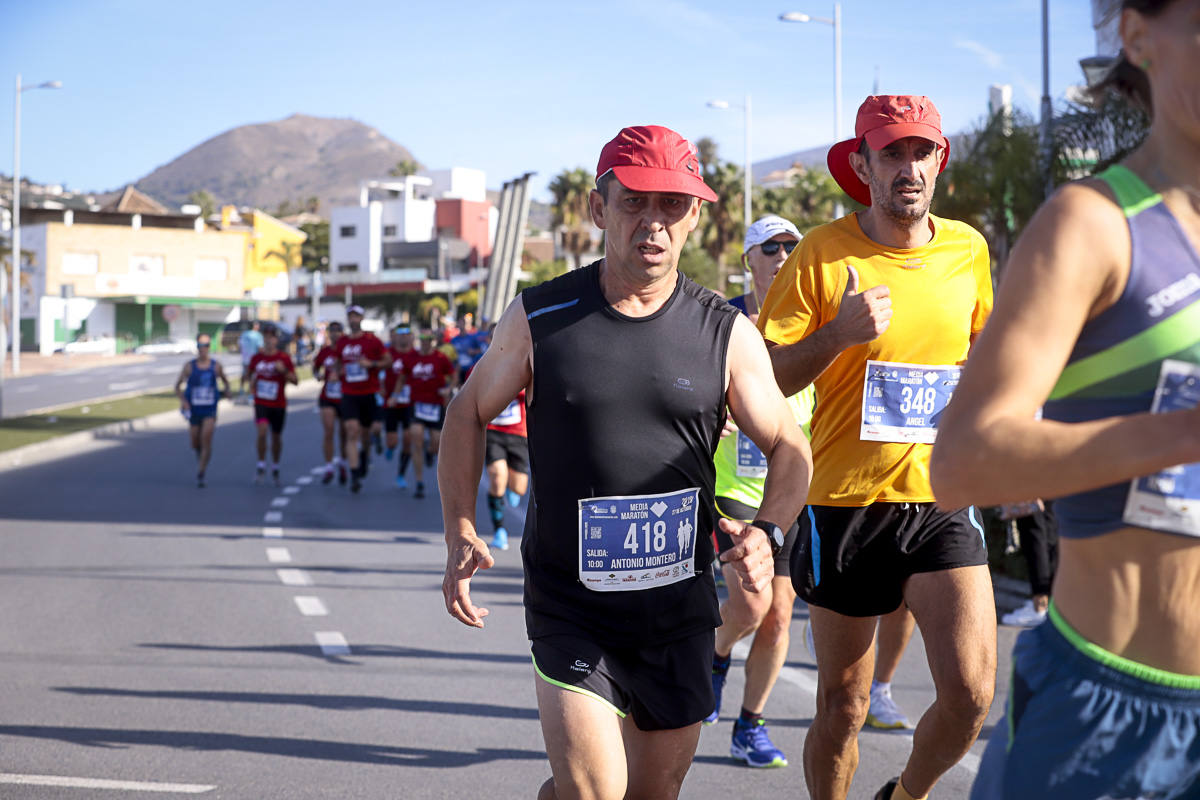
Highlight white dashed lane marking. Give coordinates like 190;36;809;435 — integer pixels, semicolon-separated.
270;497;289;508
0;773;214;793
315;632;350;655
283;486;300;495
294;596;329;616
296;476;314;485
266;547;291;563
263;511;283;523
276;569;312;586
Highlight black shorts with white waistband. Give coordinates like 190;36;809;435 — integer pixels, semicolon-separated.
792;502;988;617
531;624;715;731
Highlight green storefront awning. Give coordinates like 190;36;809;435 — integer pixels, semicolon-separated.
106;295;260;309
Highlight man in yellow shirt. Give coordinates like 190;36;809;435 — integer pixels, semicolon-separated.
758;95;996;800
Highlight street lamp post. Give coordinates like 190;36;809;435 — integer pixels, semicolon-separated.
706;94;752;229
9;74;62;380
780;4;843;217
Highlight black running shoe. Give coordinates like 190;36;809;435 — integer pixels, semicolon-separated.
414;482;425;499
321;469;334;485
874;778;899;800
272;469;281;487
254;467;265;485
197;472;205;488
338;465;347;485
351;475;362;494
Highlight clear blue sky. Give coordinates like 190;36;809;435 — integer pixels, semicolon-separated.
4;0;1097;205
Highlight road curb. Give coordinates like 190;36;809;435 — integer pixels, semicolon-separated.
0;379;322;475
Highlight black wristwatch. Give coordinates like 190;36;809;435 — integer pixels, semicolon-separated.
749;520;786;557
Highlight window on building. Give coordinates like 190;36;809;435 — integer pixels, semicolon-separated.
62;251;98;275
339;225;356;238
383;225;397;237
129;254;165;276
195;257;229;281
337;263;359;273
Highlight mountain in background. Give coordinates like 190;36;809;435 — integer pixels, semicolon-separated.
133;114;417;215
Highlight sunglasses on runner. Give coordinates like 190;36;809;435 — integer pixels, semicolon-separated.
759;240;799;256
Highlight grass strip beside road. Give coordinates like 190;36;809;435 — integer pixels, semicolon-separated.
0;392;181;453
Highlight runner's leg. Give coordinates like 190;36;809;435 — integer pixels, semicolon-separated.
535;679;629;800
804;606;878;800
741;574;796;716
900;565;996;798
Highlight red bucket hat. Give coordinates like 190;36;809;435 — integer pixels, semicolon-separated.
596;125;718;202
827;95;950;206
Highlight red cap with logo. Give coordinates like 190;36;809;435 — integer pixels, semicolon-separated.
596;125;718;202
827;95;950;207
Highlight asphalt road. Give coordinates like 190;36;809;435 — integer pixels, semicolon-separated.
0;383;1018;799
1;353;246;417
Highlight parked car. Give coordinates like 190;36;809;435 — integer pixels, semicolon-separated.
60;334;117;356
221;320;294;354
134;336;199;355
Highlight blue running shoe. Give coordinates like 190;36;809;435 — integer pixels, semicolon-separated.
491;527;509;551
506;489;521;508
704;669;726;725
394;475;407;489
730;718;787;768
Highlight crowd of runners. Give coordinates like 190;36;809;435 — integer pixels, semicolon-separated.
439;2;1200;797
173;306;501;497
172;5;1198;795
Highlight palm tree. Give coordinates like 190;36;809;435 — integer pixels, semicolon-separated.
549;167;595;270
263;240;302;270
389;159;420;178
697;159;745;295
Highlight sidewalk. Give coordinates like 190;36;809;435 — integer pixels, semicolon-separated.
2;352;152;378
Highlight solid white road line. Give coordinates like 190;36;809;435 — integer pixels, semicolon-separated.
0;773;214;793
266;547;291;563
271;497;290;507
294;596;329;616
283;486;300;495
108;380;144;391
263;511;283;523
262;526;283;538
276;568;312;586
315;631;350;655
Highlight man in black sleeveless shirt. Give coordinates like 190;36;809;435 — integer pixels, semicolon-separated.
439;125;812;800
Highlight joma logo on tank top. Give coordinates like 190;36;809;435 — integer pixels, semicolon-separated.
1146;272;1200;318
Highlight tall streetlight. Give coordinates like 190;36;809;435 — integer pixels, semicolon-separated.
706;94;752;229
9;74;62;380
780;4;843;216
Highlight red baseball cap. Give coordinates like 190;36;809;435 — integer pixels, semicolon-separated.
596;125;718;202
827;95;950;207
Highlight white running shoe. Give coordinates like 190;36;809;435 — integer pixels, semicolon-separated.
866;685;912;730
1001;600;1047;627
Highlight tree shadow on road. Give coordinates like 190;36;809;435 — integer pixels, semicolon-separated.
0;724;545;768
139;641;531;667
54;686;540;720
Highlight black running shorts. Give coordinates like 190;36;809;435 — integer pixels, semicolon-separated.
531;625;715;731
712;496;798;577
485;429;529;475
253;404;286;435
793;502;988;617
340;394;377;428
384;406;412;433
